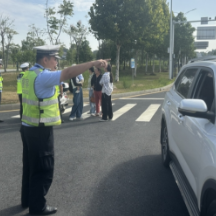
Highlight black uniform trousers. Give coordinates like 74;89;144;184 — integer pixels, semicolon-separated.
101;93;113;120
20;125;54;214
18;94;23;120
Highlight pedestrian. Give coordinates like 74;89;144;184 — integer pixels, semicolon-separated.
20;44;109;215
91;67;102;116
0;60;3;123
88;67;96;116
17;62;29;121
99;64;114;121
69;67;84;121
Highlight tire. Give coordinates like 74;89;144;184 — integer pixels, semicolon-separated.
207;200;216;216
161;122;171;167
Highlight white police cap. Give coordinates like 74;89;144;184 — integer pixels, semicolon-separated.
33;45;61;59
20;62;29;68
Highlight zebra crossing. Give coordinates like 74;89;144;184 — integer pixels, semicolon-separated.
10;102;161;122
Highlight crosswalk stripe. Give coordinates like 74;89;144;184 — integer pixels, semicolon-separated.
11;115;20;118
112;104;136;121
136;104;161;122
120;98;164;100
63;103;88;114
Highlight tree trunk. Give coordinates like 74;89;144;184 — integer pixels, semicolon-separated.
115;45;120;82
134;50;138;77
153;57;155;73
145;53;148;74
159;58;161;73
1;35;6;72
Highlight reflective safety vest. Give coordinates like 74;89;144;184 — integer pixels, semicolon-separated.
17;72;25;94
21;68;61;127
0;76;3;91
56;85;60;95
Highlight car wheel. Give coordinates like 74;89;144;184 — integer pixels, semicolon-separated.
207;200;216;216
161;122;171;167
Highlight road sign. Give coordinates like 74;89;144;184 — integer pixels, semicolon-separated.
197;26;216;40
131;58;135;68
201;17;208;25
194;41;209;49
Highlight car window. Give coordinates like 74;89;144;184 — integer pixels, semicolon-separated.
192;69;215;112
175;68;198;98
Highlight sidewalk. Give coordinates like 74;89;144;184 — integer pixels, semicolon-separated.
0;83;173;111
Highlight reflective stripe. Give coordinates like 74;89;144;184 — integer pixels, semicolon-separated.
22;98;38;106
40;99;58;106
22;115;40;124
22;115;61;124
22;98;58;106
40;116;61;123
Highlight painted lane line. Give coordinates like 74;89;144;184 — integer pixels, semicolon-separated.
112;104;136;121
11;115;20;118
120;98;164;100
136;104;161;122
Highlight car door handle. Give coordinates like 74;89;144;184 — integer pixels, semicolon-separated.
167;101;171;106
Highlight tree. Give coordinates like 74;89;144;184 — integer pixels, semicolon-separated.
173;12;196;70
45;0;74;44
89;0;157;81
78;40;93;62
64;21;89;63
0;15;15;72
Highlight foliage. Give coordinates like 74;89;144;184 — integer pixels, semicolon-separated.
173;12;196;60
78;40;93;62
0;14;17;71
45;0;74;44
64;21;89;63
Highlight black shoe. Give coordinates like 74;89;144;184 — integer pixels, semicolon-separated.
30;206;57;215
0;120;4;123
61;120;64;123
21;204;29;208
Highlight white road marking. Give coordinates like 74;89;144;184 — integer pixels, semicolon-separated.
112;104;136;121
11;115;20;118
120;98;164;100
136;104;161;122
63;103;88;114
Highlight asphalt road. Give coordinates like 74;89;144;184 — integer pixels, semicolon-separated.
0;91;189;216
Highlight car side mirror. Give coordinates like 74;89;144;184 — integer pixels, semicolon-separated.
178;99;215;122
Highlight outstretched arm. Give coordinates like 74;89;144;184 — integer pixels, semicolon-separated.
60;60;109;82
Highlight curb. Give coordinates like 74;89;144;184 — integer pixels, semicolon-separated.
0;84;173;111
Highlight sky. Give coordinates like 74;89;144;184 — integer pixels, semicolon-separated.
0;0;215;53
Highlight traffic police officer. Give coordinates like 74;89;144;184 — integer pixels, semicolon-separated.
20;44;109;215
17;62;29;120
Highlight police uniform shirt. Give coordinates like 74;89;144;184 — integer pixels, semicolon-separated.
22;63;61;127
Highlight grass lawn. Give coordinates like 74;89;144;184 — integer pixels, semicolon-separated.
0;68;174;104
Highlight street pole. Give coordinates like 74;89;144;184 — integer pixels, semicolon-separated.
169;0;173;79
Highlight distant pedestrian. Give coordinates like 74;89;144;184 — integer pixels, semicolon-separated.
69;66;84;121
17;62;29;120
91;67;102;116
88;67;96;116
99;64;114;121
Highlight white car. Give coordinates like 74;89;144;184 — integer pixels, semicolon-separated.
161;58;216;216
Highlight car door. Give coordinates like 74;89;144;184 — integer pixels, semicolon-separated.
176;68;216;196
168;67;200;190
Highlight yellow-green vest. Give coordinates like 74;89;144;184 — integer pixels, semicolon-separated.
21;68;61;127
56;85;60;95
17;72;25;94
0;76;3;91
